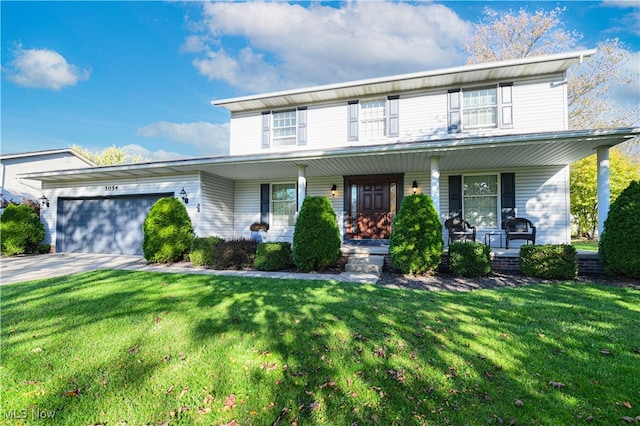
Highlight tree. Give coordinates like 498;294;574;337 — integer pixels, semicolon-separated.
465;7;638;130
292;196;341;272
570;150;640;239
0;203;45;255
72;145;142;165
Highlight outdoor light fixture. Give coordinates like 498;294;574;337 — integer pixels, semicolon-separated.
331;184;337;197
196;203;201;213
412;181;418;194
40;194;50;208
179;187;188;204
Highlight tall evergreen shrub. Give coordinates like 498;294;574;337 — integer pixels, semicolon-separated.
0;204;45;255
292;196;341;272
389;193;443;274
599;180;640;278
142;197;194;263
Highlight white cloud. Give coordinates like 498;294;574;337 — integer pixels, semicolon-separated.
6;45;91;90
136;121;230;156
121;144;190;162
187;2;471;92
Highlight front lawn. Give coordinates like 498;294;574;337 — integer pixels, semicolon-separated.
1;271;638;425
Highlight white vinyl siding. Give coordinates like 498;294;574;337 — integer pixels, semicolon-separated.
199;172;234;239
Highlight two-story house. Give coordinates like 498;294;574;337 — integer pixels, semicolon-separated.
20;50;639;255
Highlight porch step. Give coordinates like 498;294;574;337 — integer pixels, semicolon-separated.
344;254;385;274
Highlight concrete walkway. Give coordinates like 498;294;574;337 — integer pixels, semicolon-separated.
0;253;380;286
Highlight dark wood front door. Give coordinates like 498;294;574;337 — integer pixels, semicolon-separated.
347;176;400;239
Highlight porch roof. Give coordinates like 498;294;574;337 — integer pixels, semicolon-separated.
20;128;639;184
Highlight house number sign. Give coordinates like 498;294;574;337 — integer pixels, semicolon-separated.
105;185;119;191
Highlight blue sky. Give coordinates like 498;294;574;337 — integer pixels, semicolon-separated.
2;1;639;160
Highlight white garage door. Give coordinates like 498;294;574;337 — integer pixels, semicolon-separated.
57;194;172;255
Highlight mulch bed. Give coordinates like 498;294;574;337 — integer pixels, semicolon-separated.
375;267;640;292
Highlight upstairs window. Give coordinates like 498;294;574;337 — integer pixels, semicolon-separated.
262;108;307;148
449;84;513;133
347;96;399;141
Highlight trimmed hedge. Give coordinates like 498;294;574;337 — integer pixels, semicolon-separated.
0;204;45;256
190;236;224;267
388;193;443;274
519;244;578;279
255;242;292;271
142;197;194;263
212;238;257;270
599;180;640;278
292;196;341;272
448;242;492;277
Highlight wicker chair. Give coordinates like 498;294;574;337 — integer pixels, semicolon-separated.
444;217;477;245
503;217;536;249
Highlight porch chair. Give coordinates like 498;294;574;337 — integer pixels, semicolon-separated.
444;217;477;245
502;217;536;249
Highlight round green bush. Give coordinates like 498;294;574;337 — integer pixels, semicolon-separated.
293;196;341;272
190;236;224;267
448;241;492;277
600;180;640;278
0;203;45;256
389;193;443;274
255;242;292;271
142;197;194;263
519;244;578;279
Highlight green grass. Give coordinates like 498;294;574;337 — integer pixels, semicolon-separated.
572;238;599;252
1;271;639;425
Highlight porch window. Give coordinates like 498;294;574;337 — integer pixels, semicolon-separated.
271;183;297;226
463;174;498;227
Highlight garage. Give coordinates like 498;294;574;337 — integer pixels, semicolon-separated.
56;193;172;255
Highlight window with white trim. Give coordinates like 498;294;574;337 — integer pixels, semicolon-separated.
360;100;386;139
463;174;499;227
448;84;513;133
272;110;297;146
271;183;297;226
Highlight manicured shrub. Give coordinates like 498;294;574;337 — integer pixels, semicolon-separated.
599;180;640;278
190;236;224;267
388;193;443;274
212;238;257;270
142;197;194;263
519;244;578;279
255;242;293;271
448;241;492;277
0;204;45;256
292;196;341;272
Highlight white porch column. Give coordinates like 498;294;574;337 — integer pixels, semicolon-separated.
596;147;610;239
430;156;440;214
297;164;307;211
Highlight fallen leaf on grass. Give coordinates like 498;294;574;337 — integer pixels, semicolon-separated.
549;381;566;389
485;370;494;380
374;347;387;358
179;386;189;398
623;401;633;409
621;417;637;423
127;345;139;354
62;388;81;397
162;355;170;363
309;402;320;410
599;349;612;355
223;394;236;410
515;399;524;406
221;420;237;426
166;385;174;394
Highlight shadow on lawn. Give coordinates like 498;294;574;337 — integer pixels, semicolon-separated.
1;271;638;425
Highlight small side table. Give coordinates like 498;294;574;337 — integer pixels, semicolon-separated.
483;232;503;248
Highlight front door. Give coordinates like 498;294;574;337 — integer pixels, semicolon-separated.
347;175;400;239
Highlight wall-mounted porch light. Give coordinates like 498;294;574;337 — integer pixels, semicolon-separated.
412;181;418;194
196;203;201;213
331;184;337;197
179;187;189;204
40;194;50;208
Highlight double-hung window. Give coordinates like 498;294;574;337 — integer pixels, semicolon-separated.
271;183;297;227
448;84;513;133
262;107;307;148
463;174;499;227
347;96;399;141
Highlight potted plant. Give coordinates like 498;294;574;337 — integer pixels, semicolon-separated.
250;221;269;242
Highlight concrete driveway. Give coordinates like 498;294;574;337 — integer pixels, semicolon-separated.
0;253;379;285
